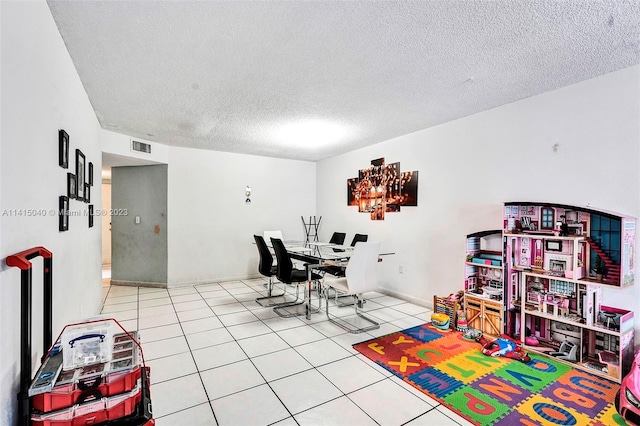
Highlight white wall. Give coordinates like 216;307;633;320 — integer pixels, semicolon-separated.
167;146;316;285
317;66;640;324
0;2;103;424
101;126;317;286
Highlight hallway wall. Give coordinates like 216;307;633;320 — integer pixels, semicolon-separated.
0;2;103;423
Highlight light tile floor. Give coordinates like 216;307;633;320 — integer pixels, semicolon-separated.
101;276;474;426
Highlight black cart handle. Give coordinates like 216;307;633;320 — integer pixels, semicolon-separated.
68;333;105;348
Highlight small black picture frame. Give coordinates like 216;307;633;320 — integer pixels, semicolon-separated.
88;162;94;186
76;149;85;200
67;173;77;199
84;183;90;203
88;204;94;228
545;240;563;252
59;130;69;169
59;196;69;232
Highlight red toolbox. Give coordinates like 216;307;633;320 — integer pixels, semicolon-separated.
31;331;143;413
31;383;142;426
32;365;144;414
6;248;153;425
29;318;153;425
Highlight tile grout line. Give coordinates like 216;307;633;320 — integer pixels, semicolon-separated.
237;278;416;424
192;278;379;423
112;279;451;425
203;279;301;425
231;279;392;424
152;283;221;424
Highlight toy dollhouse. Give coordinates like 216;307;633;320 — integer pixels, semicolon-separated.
464;202;636;383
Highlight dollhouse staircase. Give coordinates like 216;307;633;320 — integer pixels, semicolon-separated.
585;237;620;284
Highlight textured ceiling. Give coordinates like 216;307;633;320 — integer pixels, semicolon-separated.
47;1;640;162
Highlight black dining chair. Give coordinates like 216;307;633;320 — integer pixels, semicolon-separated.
254;235;294;307
271;237;323;318
350;233;368;246
329;232;346;245
263;230;284;264
319;239;348;276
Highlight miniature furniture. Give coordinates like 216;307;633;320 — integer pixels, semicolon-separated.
549;340;578;362
465;294;503;338
502;202;635;383
463;230;504;338
464;202;635;382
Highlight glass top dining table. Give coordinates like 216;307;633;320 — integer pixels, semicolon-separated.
277;240;393;319
282;241;354;264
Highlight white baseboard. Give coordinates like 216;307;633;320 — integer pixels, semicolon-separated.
376;287;433;310
167;273;263;288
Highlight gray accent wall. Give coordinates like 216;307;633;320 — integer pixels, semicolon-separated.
112;164;168;284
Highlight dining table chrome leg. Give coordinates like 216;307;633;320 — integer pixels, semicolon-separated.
305;279;312;320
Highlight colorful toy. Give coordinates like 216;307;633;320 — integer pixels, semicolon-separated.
430;313;450;330
615;349;640;425
476;334;531;363
447;290;465;306
523;326;539;346
456;309;468;332
463;328;482;340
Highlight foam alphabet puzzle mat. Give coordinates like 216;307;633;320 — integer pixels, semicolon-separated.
353;323;628;425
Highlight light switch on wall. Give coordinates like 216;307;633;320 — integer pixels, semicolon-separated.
135;216;141;224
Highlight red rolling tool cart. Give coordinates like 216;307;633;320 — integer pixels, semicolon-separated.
6;247;154;425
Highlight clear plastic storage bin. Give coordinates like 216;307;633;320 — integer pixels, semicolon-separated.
61;320;115;371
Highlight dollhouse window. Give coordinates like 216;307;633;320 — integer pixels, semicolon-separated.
590;213;621;265
549;279;574;296
540;207;554;230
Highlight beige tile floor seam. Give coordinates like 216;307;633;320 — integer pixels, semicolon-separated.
101;276;473;426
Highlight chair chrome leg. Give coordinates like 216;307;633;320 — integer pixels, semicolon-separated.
260;282;304;309
273;281;322;318
255;278;292;307
325;292;379;334
326;286;361;307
